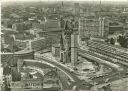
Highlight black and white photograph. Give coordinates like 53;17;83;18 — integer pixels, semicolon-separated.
0;0;128;91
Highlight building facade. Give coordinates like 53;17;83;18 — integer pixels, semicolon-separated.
10;78;43;91
79;17;109;40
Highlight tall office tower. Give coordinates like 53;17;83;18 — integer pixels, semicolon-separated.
74;3;80;16
78;18;85;40
71;32;78;66
99;17;105;37
79;17;100;38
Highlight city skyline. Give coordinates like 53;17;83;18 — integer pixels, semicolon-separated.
1;1;128;91
2;0;128;2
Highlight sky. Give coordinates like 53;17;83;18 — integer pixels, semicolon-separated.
1;0;128;2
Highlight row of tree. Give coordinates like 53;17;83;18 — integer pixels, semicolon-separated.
106;35;127;48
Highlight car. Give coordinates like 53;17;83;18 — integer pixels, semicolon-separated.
105;73;109;76
125;72;128;75
83;68;90;72
122;75;126;78
94;82;98;85
73;67;78;71
105;78;110;83
82;83;86;85
99;74;103;77
70;70;74;73
89;77;93;79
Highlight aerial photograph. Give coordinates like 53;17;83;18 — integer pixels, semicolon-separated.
0;0;128;91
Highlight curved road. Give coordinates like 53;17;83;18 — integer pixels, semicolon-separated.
24;57;92;90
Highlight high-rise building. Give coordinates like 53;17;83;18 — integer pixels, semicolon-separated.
79;18;100;39
74;3;80;16
10;78;43;91
79;17;109;39
71;32;78;66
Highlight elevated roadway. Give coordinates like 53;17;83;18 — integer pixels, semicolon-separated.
24;58;80;82
23;58;92;90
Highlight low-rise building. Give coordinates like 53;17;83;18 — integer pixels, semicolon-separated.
109;22;124;35
12;23;24;33
43;71;62;91
1;19;14;28
52;44;60;57
10;78;43;91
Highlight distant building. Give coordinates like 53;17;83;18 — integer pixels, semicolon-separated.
1;53;14;67
99;17;105;37
71;32;78;66
10;13;20;19
12;21;31;32
14;33;35;40
45;20;60;29
1;19;13;28
74;3;80;16
23;21;32;30
12;23;24;33
79;17;109;40
27;28;42;38
31;22;45;30
109;21;124;35
3;34;15;46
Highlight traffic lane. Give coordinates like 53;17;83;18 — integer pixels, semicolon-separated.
91;72;127;85
93;72;118;83
91;71;118;81
25;59;78;82
78;52;121;71
24;60;54;69
36;56;80;82
57;70;71;89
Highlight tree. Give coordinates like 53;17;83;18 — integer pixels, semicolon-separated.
3;66;11;75
118;35;127;48
11;67;21;81
4;77;11;91
110;38;115;45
